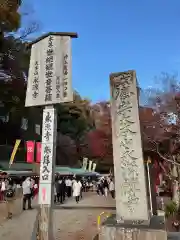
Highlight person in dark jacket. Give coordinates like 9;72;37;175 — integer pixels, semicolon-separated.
56;178;66;204
62;178;66;202
103;178;109;197
5;179;15;219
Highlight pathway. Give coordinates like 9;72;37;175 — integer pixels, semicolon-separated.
0;197;22;224
54;193;115;240
0;193;115;240
0;194;179;239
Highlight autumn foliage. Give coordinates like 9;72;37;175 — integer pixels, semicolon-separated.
1;2;180;172
86;75;180;171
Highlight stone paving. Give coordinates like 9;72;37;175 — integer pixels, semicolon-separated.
0;193;178;240
0;197;22;224
168;233;180;240
54;193;115;240
0;193;115;240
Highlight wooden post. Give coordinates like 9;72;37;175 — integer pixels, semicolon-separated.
24;32;78;240
38;106;57;240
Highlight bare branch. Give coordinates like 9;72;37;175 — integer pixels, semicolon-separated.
17;22;39;41
142;131;180;166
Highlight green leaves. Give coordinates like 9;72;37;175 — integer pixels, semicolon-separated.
57;99;92;140
165;201;178;218
0;0;21;33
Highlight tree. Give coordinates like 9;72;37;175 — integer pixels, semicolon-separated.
140;106;165;152
141;73;180;161
0;1;97;167
141;73;180;204
56;92;94;165
0;0;21;34
0;37;30;144
0;0;40;145
87;101;113;171
56;133;77;166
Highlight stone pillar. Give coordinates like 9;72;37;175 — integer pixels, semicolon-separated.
109;70;149;222
99;216;167;240
99;70;167;240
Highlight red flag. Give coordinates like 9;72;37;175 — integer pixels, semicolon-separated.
26;141;35;163
36;142;41;163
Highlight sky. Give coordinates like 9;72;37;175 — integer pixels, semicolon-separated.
23;0;180;103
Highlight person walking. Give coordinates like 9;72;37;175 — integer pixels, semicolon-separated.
73;178;82;203
99;180;104;195
30;179;34;199
1;179;6;201
56;179;61;203
22;177;32;210
16;182;22;198
65;177;72;198
103;178;109;197
109;179;115;199
5;179;15;219
80;179;83;199
54;184;57;203
33;182;39;200
96;180;103;195
57;178;65;204
62;178;66;202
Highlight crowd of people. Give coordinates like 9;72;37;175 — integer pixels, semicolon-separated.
96;177;115;198
54;175;115;203
0;174;115;219
0;176;38;218
54;176;91;204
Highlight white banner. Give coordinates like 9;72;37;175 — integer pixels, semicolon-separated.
88;160;93;172
25;35;73;107
92;163;97;172
82;157;88;170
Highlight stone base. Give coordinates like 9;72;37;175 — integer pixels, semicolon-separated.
99;214;167;240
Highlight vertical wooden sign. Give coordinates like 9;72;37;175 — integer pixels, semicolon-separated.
25;32;78;240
